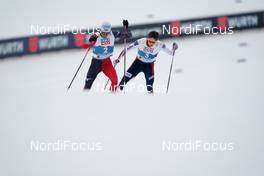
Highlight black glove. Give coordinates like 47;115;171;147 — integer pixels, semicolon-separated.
89;34;98;43
123;20;129;29
173;42;178;50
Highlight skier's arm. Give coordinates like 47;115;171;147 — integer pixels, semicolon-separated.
82;33;98;49
112;31;119;38
113;40;139;64
122;40;139;55
113;30;132;39
160;42;177;55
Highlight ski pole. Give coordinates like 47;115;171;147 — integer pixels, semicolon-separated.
104;20;129;91
67;47;91;90
122;21;128;93
166;46;176;94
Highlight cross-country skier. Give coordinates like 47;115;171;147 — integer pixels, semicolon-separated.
114;31;178;93
83;20;131;92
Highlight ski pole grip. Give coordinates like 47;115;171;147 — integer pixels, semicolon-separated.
123;20;129;29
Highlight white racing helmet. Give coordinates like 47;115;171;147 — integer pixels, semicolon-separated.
100;22;112;33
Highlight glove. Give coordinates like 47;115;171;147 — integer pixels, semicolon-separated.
82;43;90;49
172;42;178;51
123;20;129;29
89;34;98;43
113;59;120;65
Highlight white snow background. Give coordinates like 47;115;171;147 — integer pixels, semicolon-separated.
0;0;264;175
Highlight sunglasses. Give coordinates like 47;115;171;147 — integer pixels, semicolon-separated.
101;32;110;36
147;39;156;44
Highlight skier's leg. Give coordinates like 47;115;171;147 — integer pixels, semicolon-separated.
119;58;141;90
143;62;155;93
84;59;102;90
102;58;118;92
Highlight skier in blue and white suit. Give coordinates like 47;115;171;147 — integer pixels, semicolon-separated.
114;31;178;93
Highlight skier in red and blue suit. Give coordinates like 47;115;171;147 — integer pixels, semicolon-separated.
83;20;131;92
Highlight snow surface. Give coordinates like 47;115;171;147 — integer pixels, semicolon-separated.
1;0;264;175
0;29;264;176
